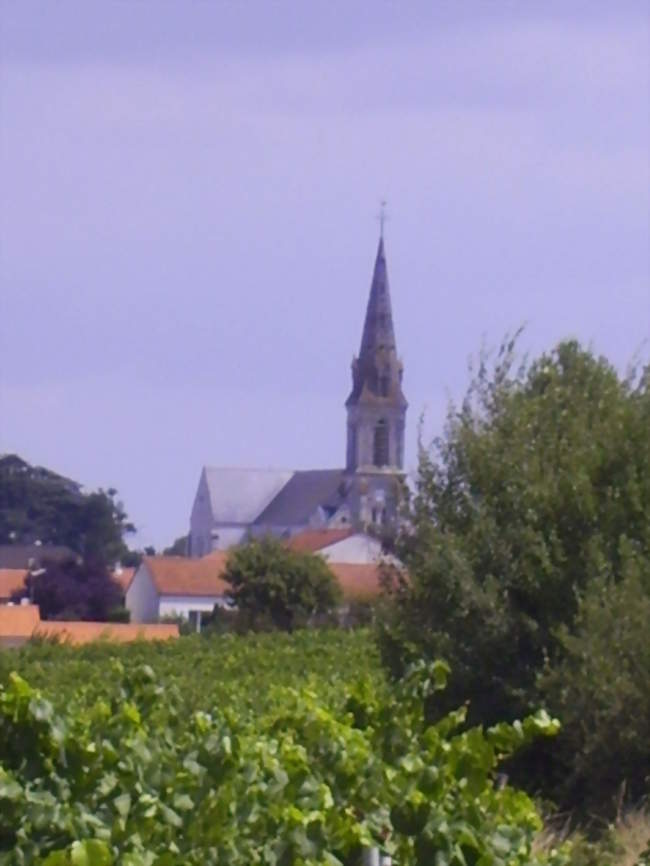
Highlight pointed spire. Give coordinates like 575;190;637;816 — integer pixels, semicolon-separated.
359;235;397;358
346;233;407;409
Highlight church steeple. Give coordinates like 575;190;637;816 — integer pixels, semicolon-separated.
345;233;407;473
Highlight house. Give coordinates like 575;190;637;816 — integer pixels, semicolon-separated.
126;553;230;629
125;551;387;629
0;603;179;648
188;232;408;556
286;528;384;564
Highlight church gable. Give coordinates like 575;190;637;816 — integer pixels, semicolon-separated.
189;467;295;555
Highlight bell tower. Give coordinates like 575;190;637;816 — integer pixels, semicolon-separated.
344;224;407;528
345;231;407;477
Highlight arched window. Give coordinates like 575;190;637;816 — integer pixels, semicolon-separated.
373;418;389;467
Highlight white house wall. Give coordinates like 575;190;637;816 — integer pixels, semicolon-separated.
125;564;161;623
158;595;228;620
320;534;383;564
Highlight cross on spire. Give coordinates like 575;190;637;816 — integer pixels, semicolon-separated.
377;199;388;239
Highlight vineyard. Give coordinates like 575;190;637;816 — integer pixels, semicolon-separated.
0;631;570;865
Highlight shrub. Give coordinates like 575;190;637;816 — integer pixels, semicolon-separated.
223;536;342;631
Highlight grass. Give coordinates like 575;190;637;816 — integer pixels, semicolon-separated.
535;808;650;866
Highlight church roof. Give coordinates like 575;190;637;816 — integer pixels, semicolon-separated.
203;467;295;524
253;469;346;528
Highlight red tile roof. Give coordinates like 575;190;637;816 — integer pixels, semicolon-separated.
0;569;28;599
112;567;135;592
140;553;394;604
0;604;40;638
34;620;179;644
0;604;179;644
143;553;230;597
329;562;384;600
287;528;356;553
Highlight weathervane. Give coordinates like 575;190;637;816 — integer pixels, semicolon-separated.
377;199;388;239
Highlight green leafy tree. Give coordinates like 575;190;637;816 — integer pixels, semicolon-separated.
379;338;649;732
0;456;135;566
223;536;342;631
163;535;188;556
538;549;650;816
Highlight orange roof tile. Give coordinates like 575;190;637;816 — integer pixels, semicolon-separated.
144;553;230;597
329;562;384;600
112;567;135;592
34;620;179;644
0;569;28;599
0;604;41;638
287;528;356;553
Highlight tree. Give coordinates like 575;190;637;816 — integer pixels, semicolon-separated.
14;557;127;622
223;537;342;631
538;550;650;817
378;338;649;730
0;456;135;566
163;535;188;556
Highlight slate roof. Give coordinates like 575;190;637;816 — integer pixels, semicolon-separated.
0;545;77;570
143;553;230;597
253;469;347;528
203;467;295;524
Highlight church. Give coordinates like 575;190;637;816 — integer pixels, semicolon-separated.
188;231;408;556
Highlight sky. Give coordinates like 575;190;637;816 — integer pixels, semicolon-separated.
1;1;648;550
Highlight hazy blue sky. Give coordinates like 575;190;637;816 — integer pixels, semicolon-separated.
1;1;648;549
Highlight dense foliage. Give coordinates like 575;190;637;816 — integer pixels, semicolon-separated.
13;559;127;623
0;631;568;865
224;537;343;631
378;339;649;813
0;455;135;566
162;535;188;556
538;563;650;814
